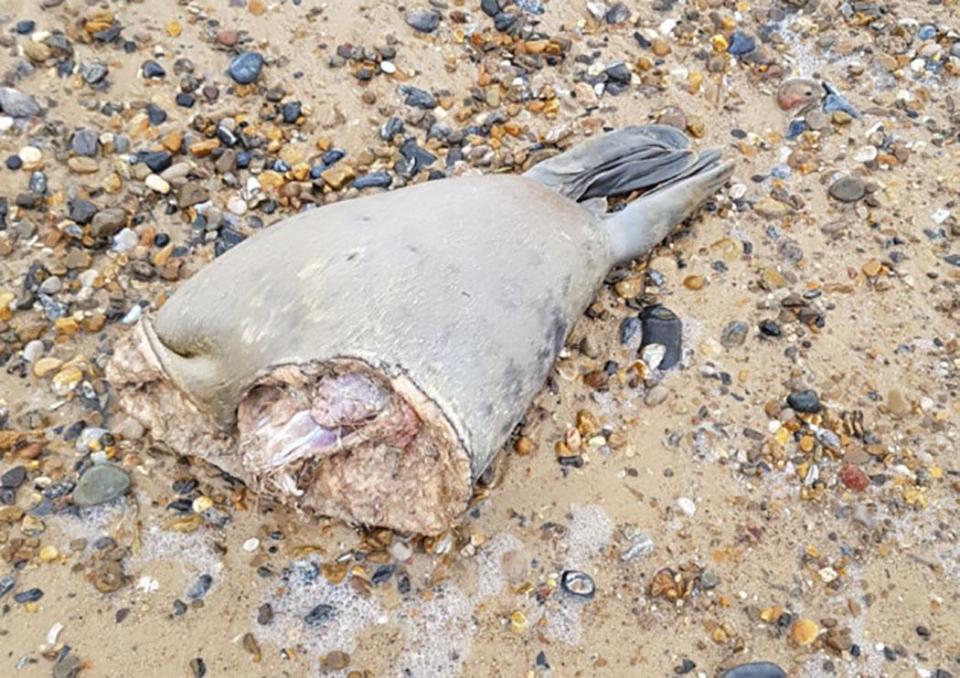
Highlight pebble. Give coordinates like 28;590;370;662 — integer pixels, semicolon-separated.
720;320;749;348
405;9;440;33
560;570;595;599
727;32;756;56
787;389;821;414
829;175;866;203
644;384;669;406
676;497;696;516
352;171;392;190
0;575;14;598
72;464;131;507
0;87;41;118
18;146;42;165
640;305;682;370
304;603;336;627
146;174;171;194
187;574;213;600
722;662;787;678
227;52;264;85
141;60;166;79
71;128;99;157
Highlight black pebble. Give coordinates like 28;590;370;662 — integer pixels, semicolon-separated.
787;389;821;414
15;20;36;34
640;304;683;369
304;603;336;627
5;155;22;170
141;60;166;79
14;587;43;603
1;466;27;488
759;319;781;337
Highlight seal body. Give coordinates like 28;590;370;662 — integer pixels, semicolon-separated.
108;126;732;534
110;176;611;533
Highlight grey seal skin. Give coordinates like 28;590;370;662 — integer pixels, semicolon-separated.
108;125;733;534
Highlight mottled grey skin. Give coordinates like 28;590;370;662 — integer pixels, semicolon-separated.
115;126;733;531
147;176;609;479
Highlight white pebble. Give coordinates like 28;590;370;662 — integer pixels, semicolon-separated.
137;575;160;593
121;304;142;325
45;622;64;646
0;116;13;132
227;195;247;215
676;497;696;516
23;340;44;363
18;146;42;164
854;145;878;163
145;173;171;194
380;61;396;74
242;538;260;552
112;228;139;253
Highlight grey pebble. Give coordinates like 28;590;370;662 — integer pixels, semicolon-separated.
405;9;440;33
720;320;749;348
829;175;865;203
0;87;41;118
72;463;130;507
722;662;787;678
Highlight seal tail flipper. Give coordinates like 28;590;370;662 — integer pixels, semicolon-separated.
524;125;704;201
602;156;734;264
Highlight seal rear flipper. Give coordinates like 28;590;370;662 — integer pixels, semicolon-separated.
603;158;734;264
523;125;707;201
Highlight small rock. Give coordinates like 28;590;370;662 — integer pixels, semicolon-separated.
722;662;787;678
560;570;595;598
91;207;127;238
73;464;131;507
305;603;336;627
141;59;166;79
727;31;756;56
787;389;821;414
720;320;749;348
644;385;669;406
640;305;682;370
227;52;264;85
829;175;865;203
0;87;41;118
405;9;440;33
790;618;820;646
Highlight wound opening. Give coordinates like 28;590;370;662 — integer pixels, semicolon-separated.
236;359;472;535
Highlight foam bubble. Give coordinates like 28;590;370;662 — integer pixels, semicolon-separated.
563;503;614;569
254;556;383;660
475;532;523;599
395;583;475;677
133;523;222;578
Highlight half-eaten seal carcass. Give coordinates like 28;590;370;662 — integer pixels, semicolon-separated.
108;126;734;534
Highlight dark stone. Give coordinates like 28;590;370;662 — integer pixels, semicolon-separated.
722;662;787;678
187;574;213;600
605;2;631;23
68;199;97;225
304;603;336;627
82;61;109;85
787;389;821;414
944;254;960;267
72;463;130;507
175;92;195;108
1;466;27;488
619;316;641;345
559;570;595;598
0;87;41;118
71;128;99;157
675;658;697;674
227;52;264;85
280;100;301;123
640;305;683;369
0;575;14;598
828;175;865;203
493;12;517;31
481;0;501;17
15;20;36;34
142;151;173;173
257;603;274;625
147;103;167;124
721;320;749;347
758;319;781;337
405;9;440;33
141;60;166;79
29;171;47;195
14;587;43;603
380;116;405;140
604;62;632;84
5;155;22;170
352;171;392;190
727;31;756;55
400;85;437;109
